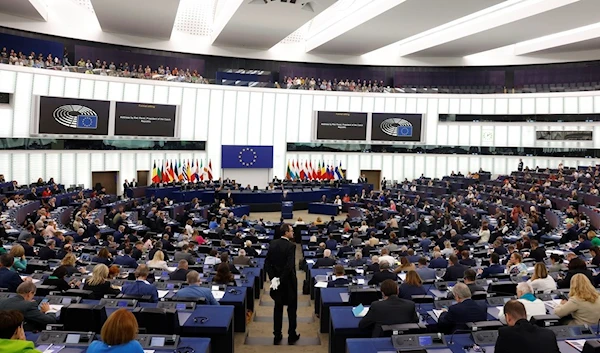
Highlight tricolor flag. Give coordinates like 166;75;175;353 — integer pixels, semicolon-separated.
151;162;160;183
206;160;213;180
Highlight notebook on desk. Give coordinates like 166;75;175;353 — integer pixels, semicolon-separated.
352;304;369;318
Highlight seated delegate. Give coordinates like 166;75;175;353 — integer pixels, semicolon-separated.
120;265;159;303
554;273;600;325
497;282;545;324
0;282;57;331
174;270;219;305
87;308;144;353
358;279;419;337
438;283;487;333
0;310;41;353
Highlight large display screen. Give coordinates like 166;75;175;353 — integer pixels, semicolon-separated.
536;131;592;141
114;102;177;137
38;96;110;135
316;111;367;141
371;113;423;142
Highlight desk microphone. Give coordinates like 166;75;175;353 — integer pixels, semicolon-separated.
448;328;473;345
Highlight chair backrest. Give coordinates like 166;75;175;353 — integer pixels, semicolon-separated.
349;286;382;306
133;307;180;334
61;304;107;332
64;289;94;299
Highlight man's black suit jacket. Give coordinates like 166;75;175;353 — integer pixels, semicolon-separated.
494;319;560;353
443;264;468;281
438;299;487;333
265;237;297;305
313;257;336;269
358;295;418;337
528;247;546;262
368;270;398;286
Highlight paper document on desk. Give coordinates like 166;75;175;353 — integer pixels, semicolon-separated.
143;350;156;353
432;309;445;318
306;259;315;265
314;281;328;288
352;304;369;318
544;299;562;309
37;344;65;353
46;305;63;314
166;267;177;272
212;290;225;300
157;290;169;299
398;273;407;281
565;339;587;352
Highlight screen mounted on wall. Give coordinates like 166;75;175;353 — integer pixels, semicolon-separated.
536;131;592;141
316;111;367;141
371;113;423;142
38;96;110;135
114;102;177;137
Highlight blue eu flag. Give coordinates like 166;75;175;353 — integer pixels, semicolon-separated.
221;146;274;168
76;115;98;129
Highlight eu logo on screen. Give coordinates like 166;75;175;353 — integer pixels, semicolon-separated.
76;115;98;129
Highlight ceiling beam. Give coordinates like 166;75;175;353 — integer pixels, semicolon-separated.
210;0;244;45
0;0;48;21
514;21;600;54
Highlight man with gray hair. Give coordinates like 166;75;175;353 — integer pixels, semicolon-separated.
38;239;56;260
0;281;57;330
438;282;487;333
313;249;336;268
349;252;367;267
497;282;546;324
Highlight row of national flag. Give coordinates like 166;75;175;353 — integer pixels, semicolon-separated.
286;160;344;180
151;159;213;184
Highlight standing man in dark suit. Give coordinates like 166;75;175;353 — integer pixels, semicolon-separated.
494;300;560;353
265;223;300;345
359;279;418;337
438;283;487;333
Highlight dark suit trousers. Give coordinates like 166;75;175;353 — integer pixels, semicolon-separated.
274;300;297;336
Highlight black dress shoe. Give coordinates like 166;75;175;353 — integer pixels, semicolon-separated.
288;333;301;345
274;335;283;345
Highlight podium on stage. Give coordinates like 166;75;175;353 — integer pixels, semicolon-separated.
281;201;293;219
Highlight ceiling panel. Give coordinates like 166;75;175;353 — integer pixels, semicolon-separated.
0;0;47;21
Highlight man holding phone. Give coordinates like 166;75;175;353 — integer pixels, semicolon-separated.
0;281;57;331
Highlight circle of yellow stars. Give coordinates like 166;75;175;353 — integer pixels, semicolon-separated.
238;148;257;167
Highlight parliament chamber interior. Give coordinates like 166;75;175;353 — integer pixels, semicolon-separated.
3;1;600;352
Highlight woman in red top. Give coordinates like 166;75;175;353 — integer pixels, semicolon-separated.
342;194;350;203
511;205;523;224
41;187;52;197
193;230;207;245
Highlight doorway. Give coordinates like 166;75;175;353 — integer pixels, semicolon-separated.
360;170;382;191
92;171;118;195
137;170;149;186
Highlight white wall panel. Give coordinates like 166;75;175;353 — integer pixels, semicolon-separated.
536;97;549;114
480;156;493;174
482;99;494;114
0;107;13;138
384;97;395;113
565;97;578;114
123;83;139;102
406;98;417;113
458;157;470;175
153;85;169;104
508;98;521;114
194;89;210;141
362;97;374;112
371;155;382;170
550;97;563;114
417;98;427;113
119;153;136;193
64;77;80;98
206;90;223;176
458;125;470;145
138;84;154;103
425;100;438;145
60;153;75;188
447;125;459;146
594;96;600;113
346;154;360;181
75;153;90;187
469;125;481;147
494;126;508;147
437;124;448;145
438;99;449;114
108;82;124;101
350;96;362;112
434;156;446;179
493;156;507;176
179;88;197;140
359;154;372;171
507;126;521;146
337;96;350;111
414;155;425;179
104;153;120;171
32;74;49;96
382;155;393;180
93;80;109;100
448;98;460;114
459;99;470;114
495;98;508;114
0;70;16;93
0;154;11;181
11;153;27;185
272;94;288;177
44;153;60;183
403;155;414;181
298;94;313;143
446;156;458;175
471;99;482;115
48;76;65;97
12;72;33;137
248;92;266;145
168;87;183;105
136;152;151;172
395;98;406;113
79;79;94;99
220;91;237;145
522;98;535;114
28;153;44;184
325;96;338;111
260;93;275;146
235;91;251;144
285;94;300;143
580;96;594;113
374;97;385;112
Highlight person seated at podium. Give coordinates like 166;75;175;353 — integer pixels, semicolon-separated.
334;195;342;213
328;265;350;288
175;270;219;305
313;249;336;269
494;300;560;353
87;308;144;353
0;310;40;353
358;279;418;337
437;283;487;333
121;265;158;303
320;195;327;203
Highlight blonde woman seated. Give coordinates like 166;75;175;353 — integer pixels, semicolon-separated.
394;257;416;273
146;250;169;271
527;263;557;293
294;217;305;226
554;274;600;325
315;217;323;225
478;224;490;244
358;221;369;233
497;282;546;324
441;241;454;258
82;264;121;300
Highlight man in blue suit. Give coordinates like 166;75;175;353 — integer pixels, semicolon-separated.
0;254;24;292
429;251;448;269
478;253;505;278
113;246;139;269
174;270;219;305
121;265;158;302
438;283;487;333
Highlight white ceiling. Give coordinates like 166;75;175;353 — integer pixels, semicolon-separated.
1;0;600;66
